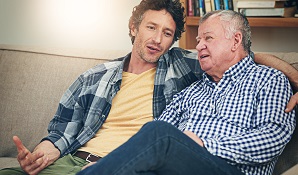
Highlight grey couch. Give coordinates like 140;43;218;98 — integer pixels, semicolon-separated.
0;44;297;175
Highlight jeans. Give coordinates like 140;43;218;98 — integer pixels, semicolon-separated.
77;121;244;175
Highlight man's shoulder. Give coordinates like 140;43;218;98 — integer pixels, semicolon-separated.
82;60;123;78
255;64;287;78
167;47;197;60
249;64;289;86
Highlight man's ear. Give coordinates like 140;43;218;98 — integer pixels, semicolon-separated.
232;32;242;51
130;23;137;37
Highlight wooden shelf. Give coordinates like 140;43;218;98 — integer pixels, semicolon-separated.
178;0;298;49
186;16;298;27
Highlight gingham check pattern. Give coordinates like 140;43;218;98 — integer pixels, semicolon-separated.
157;56;296;175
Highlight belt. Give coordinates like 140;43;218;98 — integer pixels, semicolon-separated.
74;151;101;162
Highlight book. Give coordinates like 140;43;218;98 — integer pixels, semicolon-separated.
205;0;212;13
228;0;234;10
214;0;221;9
233;0;238;11
237;0;287;8
199;0;206;16
220;0;225;9
188;0;194;16
223;0;230;9
211;0;216;10
223;0;234;10
194;0;200;16
239;6;297;17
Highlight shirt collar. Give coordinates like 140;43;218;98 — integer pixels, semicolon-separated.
114;52;132;84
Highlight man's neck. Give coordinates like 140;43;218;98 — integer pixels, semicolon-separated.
124;55;157;75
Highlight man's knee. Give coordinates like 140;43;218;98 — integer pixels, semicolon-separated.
141;121;179;138
143;121;173;131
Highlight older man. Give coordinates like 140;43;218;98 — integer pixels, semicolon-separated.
78;10;296;175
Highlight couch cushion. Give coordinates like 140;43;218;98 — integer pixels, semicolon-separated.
0;158;20;170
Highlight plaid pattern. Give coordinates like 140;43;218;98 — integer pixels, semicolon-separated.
157;56;296;175
42;47;203;156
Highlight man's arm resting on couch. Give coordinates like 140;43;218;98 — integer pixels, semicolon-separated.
254;53;298;112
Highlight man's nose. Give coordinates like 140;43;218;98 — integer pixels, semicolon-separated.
152;31;162;44
196;41;207;52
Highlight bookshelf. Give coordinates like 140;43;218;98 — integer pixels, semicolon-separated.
179;0;298;49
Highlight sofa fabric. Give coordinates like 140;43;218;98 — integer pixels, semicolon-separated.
0;45;297;175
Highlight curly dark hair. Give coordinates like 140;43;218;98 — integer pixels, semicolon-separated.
128;0;185;45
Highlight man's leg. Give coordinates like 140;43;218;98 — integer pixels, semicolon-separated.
0;167;25;175
78;121;243;175
0;154;89;175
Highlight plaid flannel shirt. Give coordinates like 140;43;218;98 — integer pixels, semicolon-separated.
42;47;203;156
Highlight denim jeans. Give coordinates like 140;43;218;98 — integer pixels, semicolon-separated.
77;121;244;175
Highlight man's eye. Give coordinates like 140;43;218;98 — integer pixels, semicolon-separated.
147;26;155;30
206;36;213;40
164;32;173;37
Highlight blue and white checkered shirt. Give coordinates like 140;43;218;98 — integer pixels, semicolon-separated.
157;56;296;175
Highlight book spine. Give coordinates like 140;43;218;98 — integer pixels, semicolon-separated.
194;0;200;16
214;0;221;10
239;6;296;17
220;0;225;9
205;0;212;13
211;0;216;11
237;1;285;8
188;0;194;16
199;0;205;16
228;0;234;10
223;0;229;10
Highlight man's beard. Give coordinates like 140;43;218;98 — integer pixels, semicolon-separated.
137;43;162;63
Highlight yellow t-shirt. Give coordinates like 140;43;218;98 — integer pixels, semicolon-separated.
79;68;156;157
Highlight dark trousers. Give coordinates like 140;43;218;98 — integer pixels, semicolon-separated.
78;121;244;175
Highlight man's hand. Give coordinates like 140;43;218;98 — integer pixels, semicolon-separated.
13;136;60;175
285;92;298;113
184;131;204;147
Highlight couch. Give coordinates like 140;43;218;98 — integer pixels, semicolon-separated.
0;44;297;175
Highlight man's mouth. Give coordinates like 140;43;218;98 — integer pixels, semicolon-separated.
200;54;209;59
147;45;161;52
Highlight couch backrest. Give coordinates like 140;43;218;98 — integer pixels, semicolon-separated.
270;52;298;70
0;45;128;157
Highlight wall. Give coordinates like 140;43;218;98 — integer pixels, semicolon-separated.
0;0;141;51
0;0;296;52
251;27;298;52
